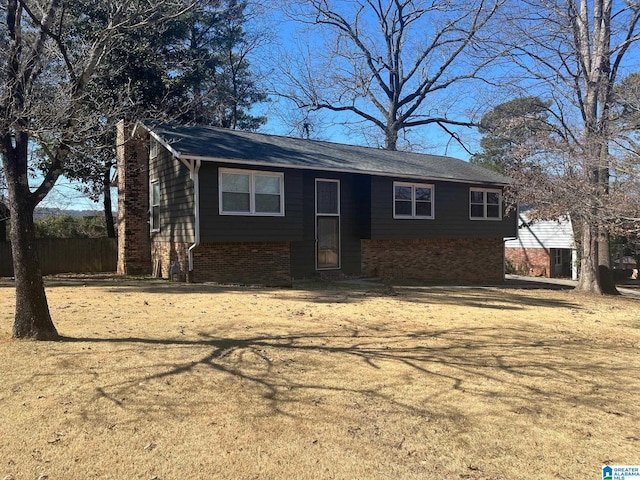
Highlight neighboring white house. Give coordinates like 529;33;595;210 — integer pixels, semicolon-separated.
505;211;578;280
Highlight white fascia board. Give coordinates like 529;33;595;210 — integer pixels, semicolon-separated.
135;122;183;159
137;123;192;170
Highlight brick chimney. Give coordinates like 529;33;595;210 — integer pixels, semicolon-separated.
116;121;152;275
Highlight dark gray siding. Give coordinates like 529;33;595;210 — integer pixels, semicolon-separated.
341;173;368;274
150;146;195;243
198;162;304;242
155;152;516;277
369;176;517;239
291;171;367;279
289;173;315;278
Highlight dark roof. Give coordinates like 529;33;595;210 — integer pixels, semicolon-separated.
146;123;510;185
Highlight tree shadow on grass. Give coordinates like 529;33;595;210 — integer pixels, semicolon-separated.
391;286;581;310
23;273;578;304
58;322;636;425
26;273;636;319
250;282;584;310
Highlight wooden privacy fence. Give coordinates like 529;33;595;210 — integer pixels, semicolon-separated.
0;238;117;277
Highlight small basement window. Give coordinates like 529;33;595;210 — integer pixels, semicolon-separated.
470;188;502;220
393;182;434;219
219;168;284;216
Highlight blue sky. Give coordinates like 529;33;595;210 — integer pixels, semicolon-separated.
38;178;102;211
40;0;640;212
250;0;492;159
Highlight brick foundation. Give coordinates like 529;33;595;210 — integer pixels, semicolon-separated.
151;241;192;281
361;238;505;284
192;242;292;286
505;247;551;277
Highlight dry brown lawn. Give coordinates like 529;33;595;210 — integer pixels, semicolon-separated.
1;276;639;480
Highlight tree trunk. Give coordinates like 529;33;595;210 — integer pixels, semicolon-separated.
597;231;619;295
103;163;116;239
384;127;398;151
2;134;59;340
9;201;58;339
575;223;602;294
0;202;7;241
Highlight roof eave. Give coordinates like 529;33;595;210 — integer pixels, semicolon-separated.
177;153;510;187
135;121;183;159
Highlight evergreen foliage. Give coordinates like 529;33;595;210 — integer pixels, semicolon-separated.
34;215;108;239
471;97;552;174
56;0;268;238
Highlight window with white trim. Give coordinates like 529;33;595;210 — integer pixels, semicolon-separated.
470;188;502;220
150;139;160;159
393;182;434;219
219;168;284;216
150;180;160;231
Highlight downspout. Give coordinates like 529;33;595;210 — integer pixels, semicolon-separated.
188;159;202;282
503;206;520;281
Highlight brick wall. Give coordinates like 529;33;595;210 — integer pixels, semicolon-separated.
151;240;192;281
192;242;292;286
505;247;551;277
117;121;152;275
361;238;505;284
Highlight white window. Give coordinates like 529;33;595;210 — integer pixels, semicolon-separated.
470;188;502;220
150;180;160;231
150;139;160;159
393;182;434;219
219;168;284;216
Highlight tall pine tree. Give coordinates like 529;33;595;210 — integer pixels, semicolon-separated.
61;0;268;238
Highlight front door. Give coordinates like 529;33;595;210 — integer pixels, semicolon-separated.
316;179;340;270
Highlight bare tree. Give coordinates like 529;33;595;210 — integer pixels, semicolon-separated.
0;167;6;206
278;0;505;151
612;72;640;157
500;0;640;294
0;0;194;339
0;168;7;241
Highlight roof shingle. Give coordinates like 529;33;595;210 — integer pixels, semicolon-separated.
147;123;510;185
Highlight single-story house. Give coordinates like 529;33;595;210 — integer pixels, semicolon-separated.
504;210;577;280
116;121;517;286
